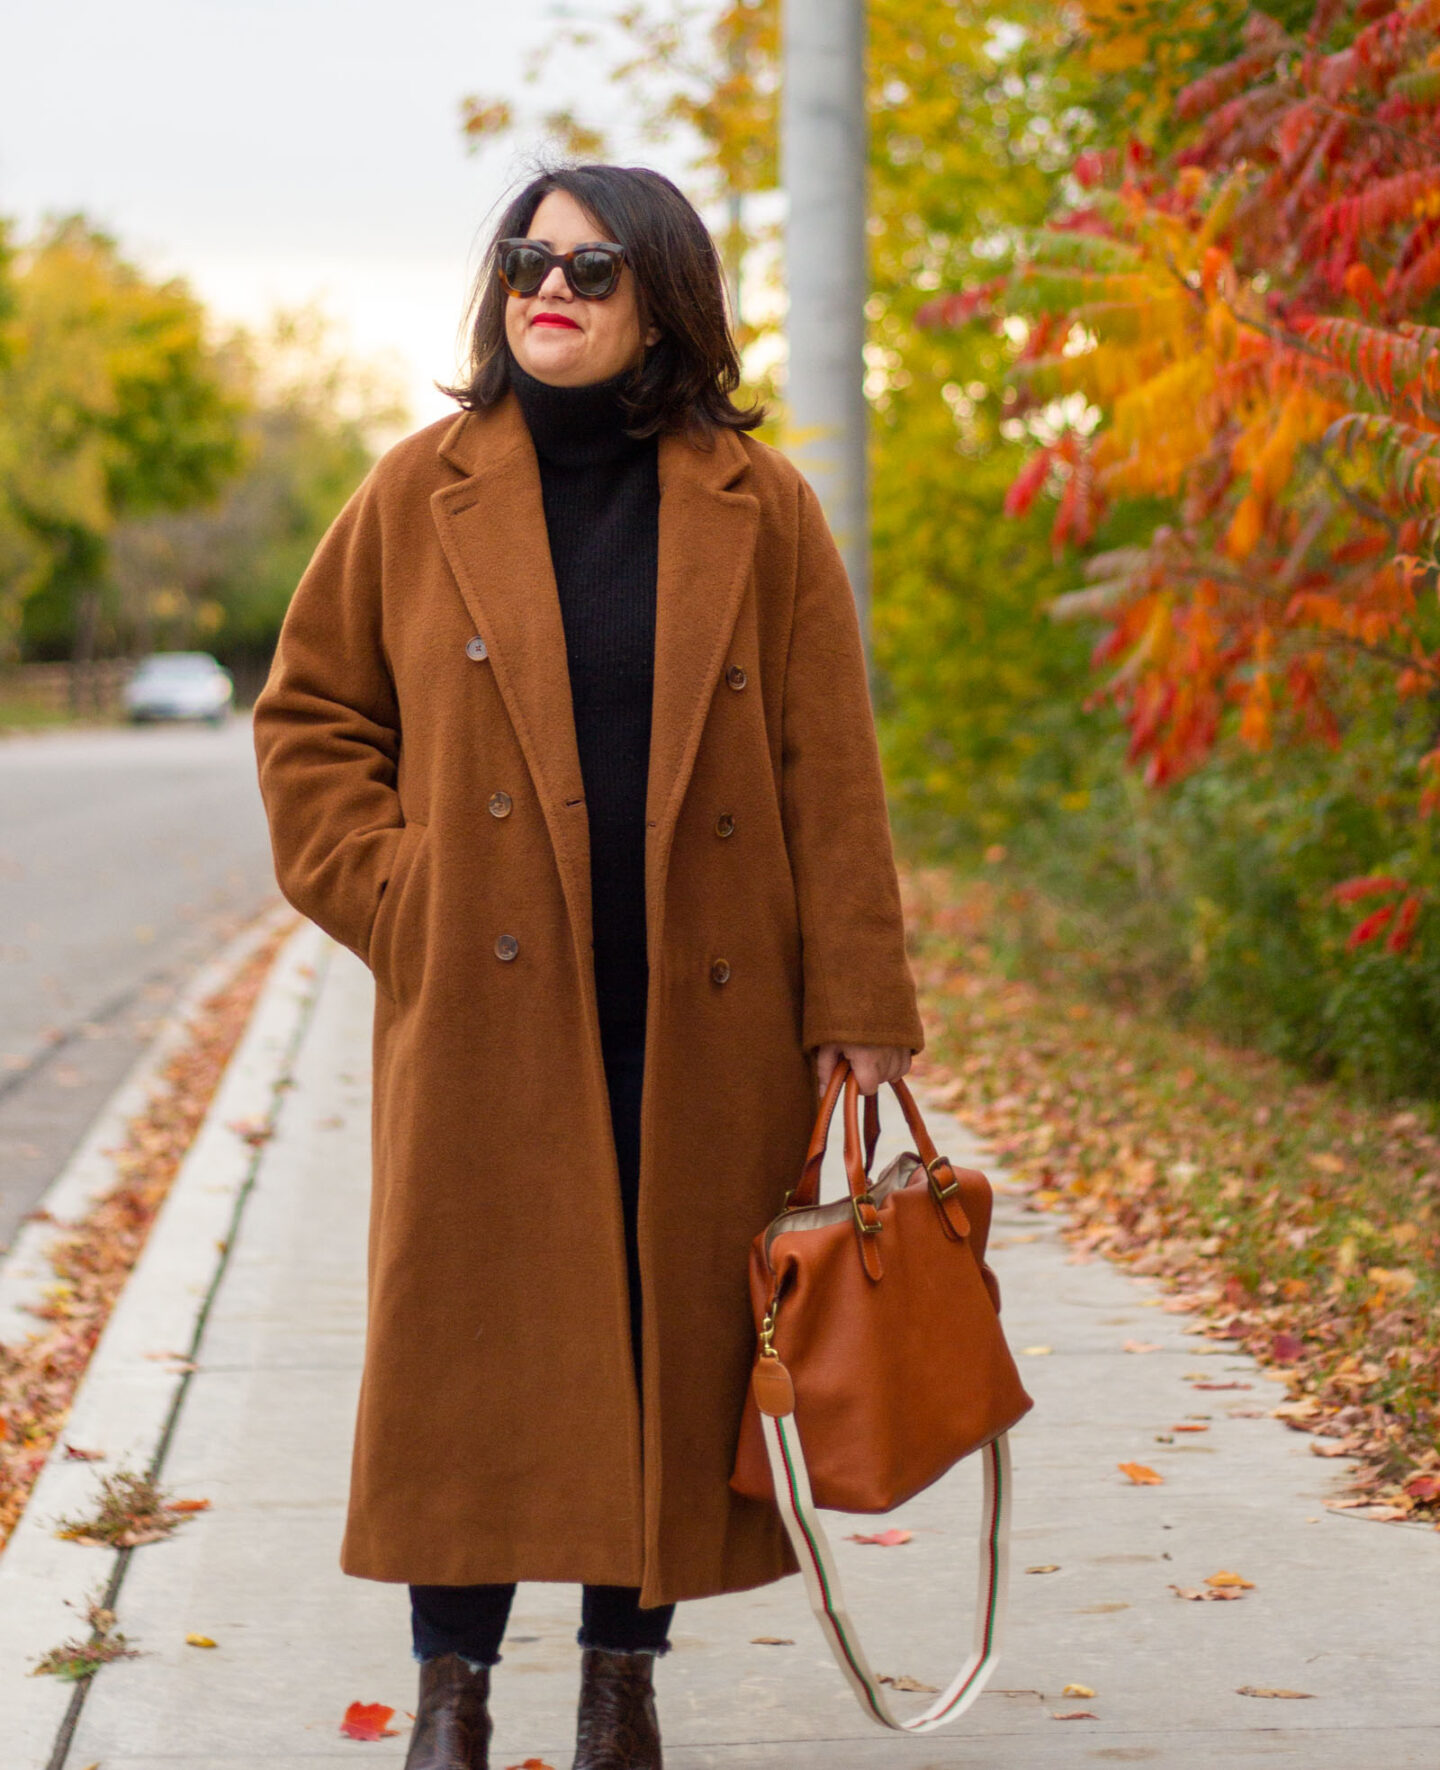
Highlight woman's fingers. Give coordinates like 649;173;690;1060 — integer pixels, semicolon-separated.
815;1043;913;1096
847;1045;912;1094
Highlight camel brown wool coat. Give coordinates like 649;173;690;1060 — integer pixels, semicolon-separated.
251;392;923;1605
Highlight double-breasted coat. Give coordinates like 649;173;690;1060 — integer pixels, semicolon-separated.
251;393;923;1605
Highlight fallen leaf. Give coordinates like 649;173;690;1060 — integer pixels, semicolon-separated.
1311;1439;1357;1458
1171;1584;1245;1602
1172;1423;1210;1433
1117;1462;1164;1485
1052;1709;1098;1720
1025;1563;1061;1573
185;1633;217;1648
227;1117;274;1147
749;1636;794;1646
62;1445;104;1462
1270;1332;1304;1362
880;1673;939;1692
1122;1340;1161;1353
1021;1345;1053;1356
340;1701;399;1741
1191;1381;1251;1391
1205;1570;1254;1589
1062;1682;1096;1697
1237;1686;1313;1700
169;1499;211;1515
847;1528;912;1546
1404;1475;1440;1502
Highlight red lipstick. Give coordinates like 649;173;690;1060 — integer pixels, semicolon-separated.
531;313;581;330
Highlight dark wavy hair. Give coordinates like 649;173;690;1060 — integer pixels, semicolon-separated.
447;164;763;439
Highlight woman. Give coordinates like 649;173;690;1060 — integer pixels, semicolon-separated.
252;164;921;1770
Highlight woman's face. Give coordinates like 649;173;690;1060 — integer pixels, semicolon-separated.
503;190;660;387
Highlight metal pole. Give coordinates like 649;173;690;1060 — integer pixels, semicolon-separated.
781;0;870;657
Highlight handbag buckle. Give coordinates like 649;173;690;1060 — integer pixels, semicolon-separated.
926;1156;959;1202
851;1192;883;1236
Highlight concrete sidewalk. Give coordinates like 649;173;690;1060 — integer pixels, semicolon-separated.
37;940;1440;1765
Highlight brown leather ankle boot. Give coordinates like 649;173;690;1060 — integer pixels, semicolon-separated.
573;1647;662;1770
404;1652;493;1770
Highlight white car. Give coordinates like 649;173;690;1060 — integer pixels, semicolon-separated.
123;652;234;726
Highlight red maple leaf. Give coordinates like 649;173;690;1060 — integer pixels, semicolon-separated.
340;1702;399;1741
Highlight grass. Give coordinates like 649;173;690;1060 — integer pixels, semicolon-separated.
905;866;1440;1522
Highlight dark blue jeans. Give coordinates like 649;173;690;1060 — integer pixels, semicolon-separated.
409;1031;674;1665
411;1581;674;1666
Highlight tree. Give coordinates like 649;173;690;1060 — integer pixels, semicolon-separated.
0;217;244;668
109;308;407;677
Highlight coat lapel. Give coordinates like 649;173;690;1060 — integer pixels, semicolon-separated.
432;402;761;964
645;428;759;954
431;401;591;951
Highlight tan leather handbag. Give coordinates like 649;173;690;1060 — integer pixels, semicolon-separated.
730;1059;1033;1731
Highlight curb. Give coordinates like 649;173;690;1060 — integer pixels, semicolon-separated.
0;917;329;1768
0;900;297;1345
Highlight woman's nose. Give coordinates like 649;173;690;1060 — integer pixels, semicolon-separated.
537;263;571;300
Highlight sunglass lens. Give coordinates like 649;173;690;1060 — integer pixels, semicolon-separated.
501;246;547;295
571;250;619;297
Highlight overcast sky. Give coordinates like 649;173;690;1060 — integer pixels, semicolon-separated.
0;0;698;427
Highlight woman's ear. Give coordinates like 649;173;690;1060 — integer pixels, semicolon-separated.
644;324;662;347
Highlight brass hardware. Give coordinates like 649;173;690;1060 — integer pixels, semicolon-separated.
926;1156;960;1202
851;1193;883;1236
759;1303;780;1360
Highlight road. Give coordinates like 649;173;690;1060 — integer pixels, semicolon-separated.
0;718;280;1255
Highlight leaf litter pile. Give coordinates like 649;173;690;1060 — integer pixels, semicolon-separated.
31;1589;140;1682
54;1466;209;1548
0;922;293;1550
905;870;1440;1524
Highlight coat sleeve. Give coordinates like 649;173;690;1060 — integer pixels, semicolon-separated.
780;473;924;1056
251;472;404;966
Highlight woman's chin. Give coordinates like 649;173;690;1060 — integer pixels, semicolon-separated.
513;331;592;383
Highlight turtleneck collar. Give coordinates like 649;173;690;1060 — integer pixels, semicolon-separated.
507;350;652;469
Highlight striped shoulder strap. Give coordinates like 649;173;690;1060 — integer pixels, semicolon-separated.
759;1413;1012;1733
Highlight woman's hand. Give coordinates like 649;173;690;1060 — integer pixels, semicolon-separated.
815;1042;912;1098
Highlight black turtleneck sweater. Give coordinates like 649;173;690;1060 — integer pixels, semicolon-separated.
509;357;660;1053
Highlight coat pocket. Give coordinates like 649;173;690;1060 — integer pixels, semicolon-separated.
367;819;429;1002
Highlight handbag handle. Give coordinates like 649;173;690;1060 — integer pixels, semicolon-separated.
794;1057;914;1208
790;1060;967;1232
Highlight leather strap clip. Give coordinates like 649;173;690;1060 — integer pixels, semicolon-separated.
851;1190;884;1280
926;1157;972;1240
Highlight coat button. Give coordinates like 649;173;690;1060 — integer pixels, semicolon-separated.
488;791;512;818
715;813;735;838
495;934;520;962
726;665;747;690
466;635;489;661
710;958;731;985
